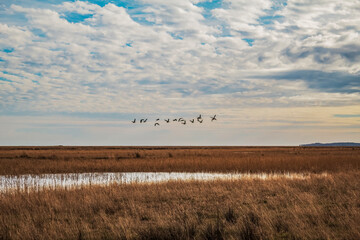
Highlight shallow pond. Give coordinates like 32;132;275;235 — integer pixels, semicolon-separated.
0;172;327;193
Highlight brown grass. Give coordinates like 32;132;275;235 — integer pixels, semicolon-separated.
0;146;359;175
1;172;359;239
1;147;359;239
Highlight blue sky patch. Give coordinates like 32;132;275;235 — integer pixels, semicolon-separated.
2;71;21;77
196;0;225;23
256;0;287;27
85;0;140;9
0;77;13;82
61;12;94;23
131;16;157;26
243;38;254;46
31;28;47;38
258;15;284;25
168;32;183;40
195;0;223;10
270;0;288;11
2;48;14;53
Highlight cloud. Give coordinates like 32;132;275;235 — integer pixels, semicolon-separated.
283;45;360;65
334;114;360;118
256;70;360;94
0;0;359;117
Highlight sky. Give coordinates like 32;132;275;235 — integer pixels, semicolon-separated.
0;0;359;146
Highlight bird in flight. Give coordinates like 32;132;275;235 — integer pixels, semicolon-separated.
131;114;217;126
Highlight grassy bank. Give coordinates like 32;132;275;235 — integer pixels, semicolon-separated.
0;146;359;175
1;172;359;239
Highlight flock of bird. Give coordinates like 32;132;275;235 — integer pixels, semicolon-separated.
131;114;217;126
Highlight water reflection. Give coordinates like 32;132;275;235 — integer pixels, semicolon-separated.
0;172;326;193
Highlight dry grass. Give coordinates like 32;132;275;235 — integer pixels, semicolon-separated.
1;147;359;239
1;172;359;239
0;146;359;175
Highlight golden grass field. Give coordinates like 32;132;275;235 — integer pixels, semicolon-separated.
0;146;359;174
0;146;360;239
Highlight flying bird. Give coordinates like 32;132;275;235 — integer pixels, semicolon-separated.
211;115;217;121
165;119;170;123
173;119;178;122
181;120;186;125
131;119;136;123
190;119;194;123
154;123;160;126
180;118;186;124
198;119;203;123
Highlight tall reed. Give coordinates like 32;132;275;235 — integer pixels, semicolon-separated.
0;146;359;175
1;172;359;239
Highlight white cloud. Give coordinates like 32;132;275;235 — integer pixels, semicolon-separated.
0;0;359;118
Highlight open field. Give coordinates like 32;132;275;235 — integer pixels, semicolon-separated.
1;172;359;239
0;146;359;175
1;147;360;239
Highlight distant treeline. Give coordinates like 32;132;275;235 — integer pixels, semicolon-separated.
300;142;360;147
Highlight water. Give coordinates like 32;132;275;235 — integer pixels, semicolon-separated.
0;172;326;193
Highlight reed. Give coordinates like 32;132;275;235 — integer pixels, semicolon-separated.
1;146;359;239
0;172;359;239
0;146;359;175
